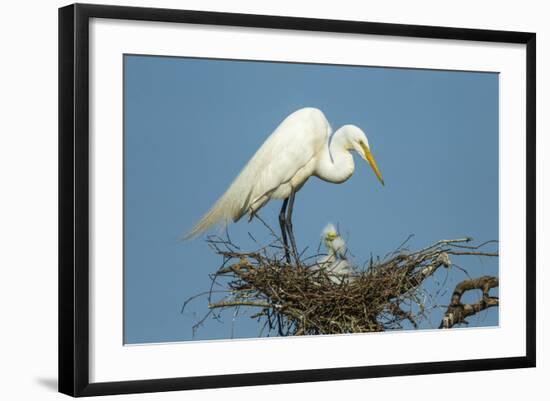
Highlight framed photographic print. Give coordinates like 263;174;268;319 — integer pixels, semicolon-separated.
58;3;536;397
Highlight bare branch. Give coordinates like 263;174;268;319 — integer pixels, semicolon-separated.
209;301;273;309
440;276;499;329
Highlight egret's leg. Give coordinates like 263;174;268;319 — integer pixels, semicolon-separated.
286;190;299;263
278;198;290;263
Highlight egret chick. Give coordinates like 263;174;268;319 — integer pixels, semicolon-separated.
315;224;355;284
322;223;347;260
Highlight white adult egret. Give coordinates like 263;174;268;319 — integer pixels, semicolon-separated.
185;107;384;261
314;223;355;284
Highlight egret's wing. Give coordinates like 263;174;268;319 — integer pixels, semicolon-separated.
246;113;328;207
331;259;351;275
319;255;334;267
327;260;353;284
184;108;329;239
332;237;347;259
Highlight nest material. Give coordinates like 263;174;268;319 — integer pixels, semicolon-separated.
192;235;498;337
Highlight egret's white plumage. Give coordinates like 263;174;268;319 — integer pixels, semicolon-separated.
315;223;355;284
322;223;347;259
185;107;384;239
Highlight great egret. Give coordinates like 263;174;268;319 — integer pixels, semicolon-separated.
314;223;355;284
185;107;384;261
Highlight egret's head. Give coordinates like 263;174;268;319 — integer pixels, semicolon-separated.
322;223;338;247
343;125;384;186
321;223;348;258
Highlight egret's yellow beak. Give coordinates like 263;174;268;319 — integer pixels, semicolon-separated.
360;142;384;186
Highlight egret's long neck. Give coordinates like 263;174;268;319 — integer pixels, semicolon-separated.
324;240;336;256
315;128;354;184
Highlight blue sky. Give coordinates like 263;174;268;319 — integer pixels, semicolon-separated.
123;55;499;344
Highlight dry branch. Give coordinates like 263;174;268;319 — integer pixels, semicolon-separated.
439;276;499;328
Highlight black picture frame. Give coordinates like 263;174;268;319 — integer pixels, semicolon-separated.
59;3;536;397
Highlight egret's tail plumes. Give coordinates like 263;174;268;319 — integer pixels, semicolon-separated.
184;192;241;240
183;168;254;240
183;199;227;240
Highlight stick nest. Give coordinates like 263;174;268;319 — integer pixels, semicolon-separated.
186;234;498;337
